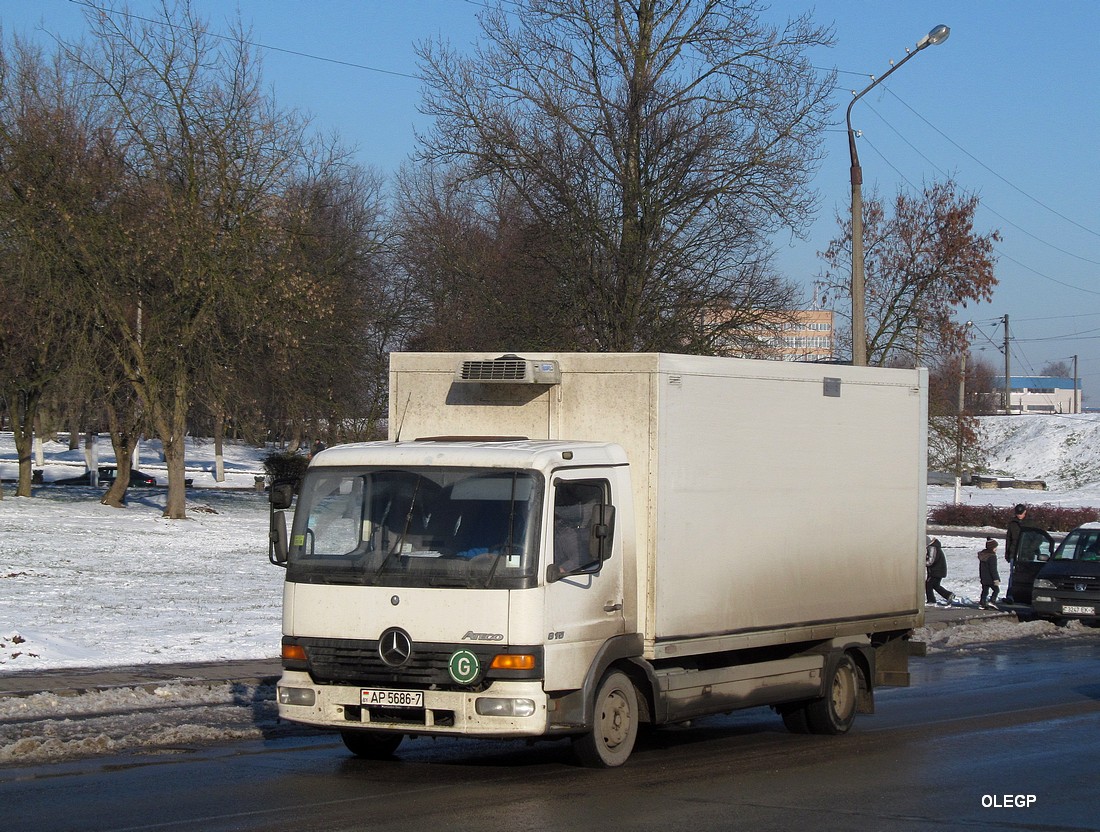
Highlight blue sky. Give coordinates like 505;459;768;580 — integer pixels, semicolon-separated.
4;1;1099;402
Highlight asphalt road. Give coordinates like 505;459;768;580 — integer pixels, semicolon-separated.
3;609;1098;832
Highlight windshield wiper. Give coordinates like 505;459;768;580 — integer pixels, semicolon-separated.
480;474;521;588
368;476;423;585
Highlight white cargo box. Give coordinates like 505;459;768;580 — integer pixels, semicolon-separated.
390;352;927;653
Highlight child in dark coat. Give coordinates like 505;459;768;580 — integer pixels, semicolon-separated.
977;538;1001;609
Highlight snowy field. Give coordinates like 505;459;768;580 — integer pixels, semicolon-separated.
1;435;278;671
3;415;1100;672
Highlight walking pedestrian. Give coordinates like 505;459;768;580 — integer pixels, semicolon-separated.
925;536;955;605
978;538;1001;609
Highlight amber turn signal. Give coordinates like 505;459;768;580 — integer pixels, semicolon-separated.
489;653;536;671
282;643;307;662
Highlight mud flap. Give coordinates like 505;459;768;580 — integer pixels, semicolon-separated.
874;635;911;688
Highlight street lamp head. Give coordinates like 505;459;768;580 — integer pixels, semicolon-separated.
917;24;950;49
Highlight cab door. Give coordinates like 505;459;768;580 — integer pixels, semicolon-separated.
543;473;625;691
1007;527;1055;605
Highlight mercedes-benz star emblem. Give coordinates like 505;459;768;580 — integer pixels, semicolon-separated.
378;627;412;667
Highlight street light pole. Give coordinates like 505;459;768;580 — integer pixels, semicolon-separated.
955;321;973;505
846;24;950;366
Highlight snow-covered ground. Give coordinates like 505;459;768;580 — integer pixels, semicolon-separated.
1;436;277;672
2;417;1099;766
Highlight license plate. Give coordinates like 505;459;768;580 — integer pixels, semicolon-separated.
1063;605;1095;615
360;688;424;708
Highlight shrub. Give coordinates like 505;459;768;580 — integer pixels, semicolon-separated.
262;451;309;492
928;503;1100;532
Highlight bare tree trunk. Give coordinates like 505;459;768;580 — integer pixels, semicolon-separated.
68;413;81;450
101;399;139;508
162;369;190;519
213;411;225;483
6;388;40;498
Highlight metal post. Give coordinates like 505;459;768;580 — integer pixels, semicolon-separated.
954;349;966;504
845;25;950;366
1003;314;1011;414
1074;354;1079;413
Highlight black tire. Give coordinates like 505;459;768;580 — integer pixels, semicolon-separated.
340;730;404;759
779;704;811;734
572;670;639;768
804;654;858;735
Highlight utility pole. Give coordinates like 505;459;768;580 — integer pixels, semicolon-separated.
1003;314;1011;414
955;321;972;504
846;24;950;366
1074;354;1080;413
954;349;967;504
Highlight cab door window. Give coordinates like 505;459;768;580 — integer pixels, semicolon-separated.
552;479;609;576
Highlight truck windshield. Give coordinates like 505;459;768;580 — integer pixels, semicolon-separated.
287;466;543;589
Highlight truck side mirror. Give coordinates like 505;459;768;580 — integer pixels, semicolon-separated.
268;480;294;566
269;511;289;566
270;480;294;510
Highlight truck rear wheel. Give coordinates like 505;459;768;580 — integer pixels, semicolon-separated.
340;729;404;759
572;670;638;768
804;653;858;735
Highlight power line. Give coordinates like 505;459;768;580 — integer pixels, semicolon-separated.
858;122;1100;297
862;101;1100;267
68;0;422;80
883;86;1100;239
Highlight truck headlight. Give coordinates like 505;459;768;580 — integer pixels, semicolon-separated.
475;697;536;717
278;686;317;706
1033;579;1057;590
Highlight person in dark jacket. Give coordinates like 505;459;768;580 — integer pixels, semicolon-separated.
925;536;954;605
978;538;1001;609
1005;504;1028;563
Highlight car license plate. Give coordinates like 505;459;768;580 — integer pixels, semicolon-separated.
1063;605;1095;615
361;688;424;708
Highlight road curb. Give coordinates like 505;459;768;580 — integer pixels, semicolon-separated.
0;659;282;699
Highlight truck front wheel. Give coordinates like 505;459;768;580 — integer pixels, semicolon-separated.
572;670;639;768
804;653;858;735
340;729;404;759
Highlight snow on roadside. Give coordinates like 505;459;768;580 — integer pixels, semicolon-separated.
913;617;1094;652
0;680;281;766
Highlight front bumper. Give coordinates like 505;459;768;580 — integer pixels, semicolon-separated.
277;670;551;737
1031;593;1100;620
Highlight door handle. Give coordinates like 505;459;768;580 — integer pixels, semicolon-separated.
604;602;623;612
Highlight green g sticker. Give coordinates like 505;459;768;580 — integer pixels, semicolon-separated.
449;649;480;684
291;534;305;547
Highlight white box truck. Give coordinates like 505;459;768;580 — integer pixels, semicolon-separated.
269;352;927;766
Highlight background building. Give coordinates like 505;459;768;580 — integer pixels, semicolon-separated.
994;376;1083;414
776;310;835;362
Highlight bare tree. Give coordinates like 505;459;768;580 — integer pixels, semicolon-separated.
61;1;312;517
415;0;832;352
1039;360;1072;378
818;179;1000;367
0;39;104;497
395;165;580;351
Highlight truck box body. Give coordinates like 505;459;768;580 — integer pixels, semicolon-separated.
272;352;927;766
390;352;927;652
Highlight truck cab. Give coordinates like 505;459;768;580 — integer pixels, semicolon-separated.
270;440;635;763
